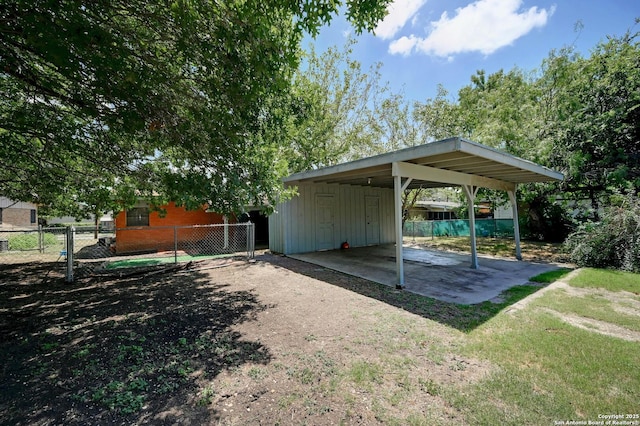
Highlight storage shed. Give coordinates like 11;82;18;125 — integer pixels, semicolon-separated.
269;137;563;286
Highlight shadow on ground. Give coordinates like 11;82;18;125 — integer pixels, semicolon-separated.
261;252;545;332
0;261;269;425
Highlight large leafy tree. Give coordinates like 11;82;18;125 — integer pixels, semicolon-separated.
0;0;391;214
286;39;388;171
541;30;640;212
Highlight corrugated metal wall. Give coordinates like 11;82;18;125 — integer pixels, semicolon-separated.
269;183;395;254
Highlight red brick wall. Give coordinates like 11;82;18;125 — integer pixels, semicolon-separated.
114;202;227;254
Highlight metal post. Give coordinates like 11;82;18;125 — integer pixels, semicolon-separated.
462;185;479;269
223;215;229;250
65;226;74;283
508;188;522;260
174;226;178;264
246;223;250;258
394;175;404;288
38;224;43;253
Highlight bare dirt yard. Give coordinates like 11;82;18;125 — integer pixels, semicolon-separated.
1;251;540;425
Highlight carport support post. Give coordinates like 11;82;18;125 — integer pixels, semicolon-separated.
393;174;413;288
462;185;479;269
507;188;522;260
394;175;404;288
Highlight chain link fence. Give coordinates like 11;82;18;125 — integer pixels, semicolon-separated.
403;218;516;241
1;223;255;282
112;222;255;259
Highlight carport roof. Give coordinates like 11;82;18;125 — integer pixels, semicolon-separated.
284;137;563;189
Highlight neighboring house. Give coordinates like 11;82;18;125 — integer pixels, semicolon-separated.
0;197;38;229
113;201;227;254
407;200;460;220
491;203;514;219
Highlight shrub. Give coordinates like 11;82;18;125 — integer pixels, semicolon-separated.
521;199;575;242
565;195;640;272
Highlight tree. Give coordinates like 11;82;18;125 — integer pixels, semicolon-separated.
287;39;388;171
0;0;391;214
413;85;464;142
541;29;640;216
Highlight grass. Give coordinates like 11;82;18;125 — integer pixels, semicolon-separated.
458;268;640;424
567;268;640;293
529;268;573;283
6;232;58;250
105;253;232;269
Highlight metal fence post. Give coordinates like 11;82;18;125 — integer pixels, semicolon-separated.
174;226;178;264
246;223;251;258
65;226;74;283
431;221;434;240
223;216;229;250
38;224;43;253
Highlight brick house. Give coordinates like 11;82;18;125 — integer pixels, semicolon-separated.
0;197;38;229
114;202;228;254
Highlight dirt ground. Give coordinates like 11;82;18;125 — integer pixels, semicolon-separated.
1;252;501;425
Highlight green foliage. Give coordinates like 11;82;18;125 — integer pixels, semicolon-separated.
540;30;640;208
565;195;640;272
286;39;388;171
518;189;575;242
0;0;391;215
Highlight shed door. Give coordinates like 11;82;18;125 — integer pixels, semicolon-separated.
316;195;335;251
365;196;380;245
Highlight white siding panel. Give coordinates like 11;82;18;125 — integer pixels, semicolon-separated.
269;182;395;255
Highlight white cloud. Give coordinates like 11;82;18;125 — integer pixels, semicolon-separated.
375;0;429;40
389;35;420;56
388;0;555;57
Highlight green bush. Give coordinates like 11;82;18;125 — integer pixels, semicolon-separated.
8;233;57;250
565;195;640;272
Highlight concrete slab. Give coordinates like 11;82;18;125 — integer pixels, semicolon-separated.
289;244;559;304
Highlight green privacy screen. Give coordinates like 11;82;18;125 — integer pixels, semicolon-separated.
403;219;515;238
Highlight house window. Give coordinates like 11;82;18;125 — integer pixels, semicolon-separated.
126;207;149;227
30;209;36;224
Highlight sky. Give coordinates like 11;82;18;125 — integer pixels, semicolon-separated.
304;0;640;103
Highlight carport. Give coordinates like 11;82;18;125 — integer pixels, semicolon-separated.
270;137;563;287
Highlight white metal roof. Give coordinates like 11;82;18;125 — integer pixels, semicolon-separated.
284;137;563;189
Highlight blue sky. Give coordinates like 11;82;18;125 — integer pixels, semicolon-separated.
304;0;640;103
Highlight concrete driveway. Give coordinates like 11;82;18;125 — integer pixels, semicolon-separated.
289;244;559;304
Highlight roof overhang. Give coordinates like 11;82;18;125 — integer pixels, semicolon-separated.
283;137;563;191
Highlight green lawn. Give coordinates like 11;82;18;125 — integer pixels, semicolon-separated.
456;268;640;424
568;268;640;293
